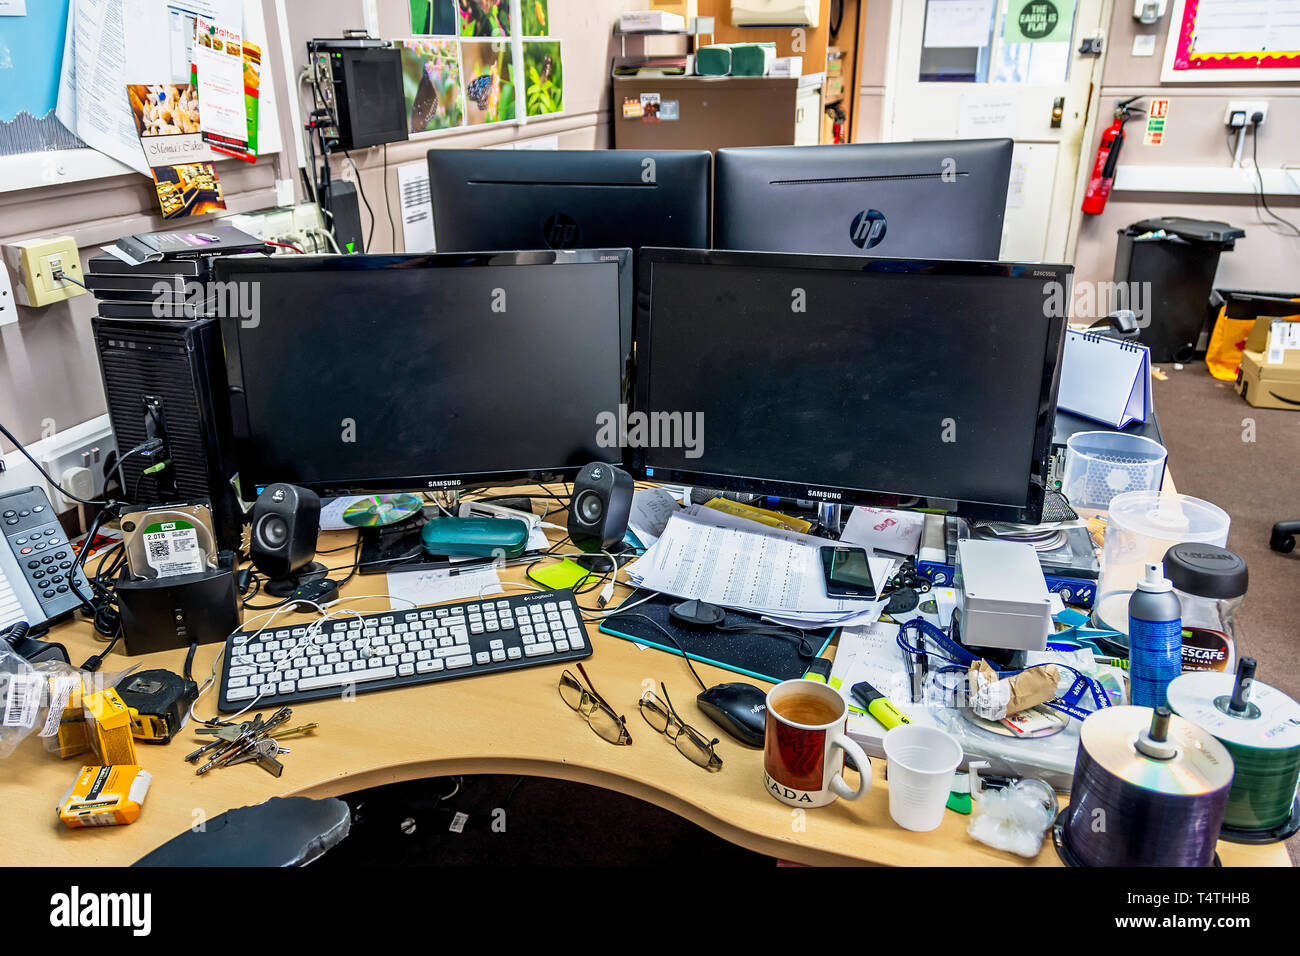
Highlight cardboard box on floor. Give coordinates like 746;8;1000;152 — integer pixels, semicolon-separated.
1236;319;1300;410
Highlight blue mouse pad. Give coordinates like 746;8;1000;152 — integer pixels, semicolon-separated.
598;592;835;684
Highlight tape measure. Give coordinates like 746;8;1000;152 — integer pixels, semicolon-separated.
117;669;198;744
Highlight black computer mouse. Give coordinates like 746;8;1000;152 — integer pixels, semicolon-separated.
696;682;768;748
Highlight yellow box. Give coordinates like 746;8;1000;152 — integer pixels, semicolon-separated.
84;688;138;766
57;765;151;828
53;678;91;760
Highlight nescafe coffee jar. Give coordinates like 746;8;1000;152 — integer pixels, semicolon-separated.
1162;542;1248;673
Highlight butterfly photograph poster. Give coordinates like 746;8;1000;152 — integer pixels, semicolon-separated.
523;41;562;118
409;0;458;36
459;0;512;38
400;40;466;134
400;0;563;131
462;39;516;125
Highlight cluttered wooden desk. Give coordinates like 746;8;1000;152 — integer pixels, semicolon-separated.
1;489;1289;868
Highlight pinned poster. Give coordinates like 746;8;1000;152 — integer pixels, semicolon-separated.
458;0;509;37
522;0;549;36
193;14;249;157
400;39;465;132
126;82;225;219
1007;0;1076;43
522;40;561;117
409;0;457;34
461;38;514;124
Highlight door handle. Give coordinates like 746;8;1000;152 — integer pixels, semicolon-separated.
1051;96;1065;129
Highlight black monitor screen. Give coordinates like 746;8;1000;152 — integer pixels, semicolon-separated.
635;250;1068;522
216;251;628;496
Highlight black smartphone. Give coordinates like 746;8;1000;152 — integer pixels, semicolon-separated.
819;545;877;598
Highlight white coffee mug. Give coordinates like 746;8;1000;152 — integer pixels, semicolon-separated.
763;679;872;808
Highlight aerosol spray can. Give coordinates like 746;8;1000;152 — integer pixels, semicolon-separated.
1128;562;1183;708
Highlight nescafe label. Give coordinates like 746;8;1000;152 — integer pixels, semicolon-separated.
1180;627;1233;672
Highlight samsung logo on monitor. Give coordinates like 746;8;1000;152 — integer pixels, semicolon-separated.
806;489;842;500
425;478;463;488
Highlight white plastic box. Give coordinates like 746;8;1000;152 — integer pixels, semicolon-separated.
954;539;1052;651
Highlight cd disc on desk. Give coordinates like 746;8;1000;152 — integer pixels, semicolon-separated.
1080;705;1234;797
1169;671;1300;838
342;493;423;528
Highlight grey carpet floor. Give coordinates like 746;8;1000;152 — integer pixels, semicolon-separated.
1151;362;1299;863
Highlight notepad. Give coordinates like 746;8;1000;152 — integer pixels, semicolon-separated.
1056;330;1152;428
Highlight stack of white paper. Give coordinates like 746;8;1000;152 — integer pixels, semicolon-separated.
624;505;896;629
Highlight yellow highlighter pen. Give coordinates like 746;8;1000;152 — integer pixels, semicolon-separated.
850;681;912;730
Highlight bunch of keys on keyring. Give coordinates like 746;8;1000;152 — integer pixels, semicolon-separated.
186;706;319;777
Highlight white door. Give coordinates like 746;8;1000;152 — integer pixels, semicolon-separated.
885;0;1110;262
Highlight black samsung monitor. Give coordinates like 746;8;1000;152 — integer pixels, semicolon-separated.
428;148;711;255
633;248;1070;524
213;250;629;498
714;139;1013;260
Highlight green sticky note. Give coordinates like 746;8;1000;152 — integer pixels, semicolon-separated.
528;559;593;591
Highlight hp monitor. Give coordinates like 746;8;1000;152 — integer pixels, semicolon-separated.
213;249;630;498
714;139;1013;260
633;248;1069;524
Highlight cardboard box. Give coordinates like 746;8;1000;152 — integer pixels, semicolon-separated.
1235;319;1300;409
1236;350;1300;409
57;765;151;828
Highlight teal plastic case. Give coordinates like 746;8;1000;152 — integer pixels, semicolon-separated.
420;517;530;558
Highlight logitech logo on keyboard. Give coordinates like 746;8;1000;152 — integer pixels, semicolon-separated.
50;887;151;936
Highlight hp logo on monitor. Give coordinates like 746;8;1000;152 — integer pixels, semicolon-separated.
849;210;887;249
543;214;581;249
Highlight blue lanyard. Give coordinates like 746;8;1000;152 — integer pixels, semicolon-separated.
895;617;1113;720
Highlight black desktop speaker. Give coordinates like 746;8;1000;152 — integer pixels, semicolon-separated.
569;463;634;553
250;483;324;596
93;316;243;551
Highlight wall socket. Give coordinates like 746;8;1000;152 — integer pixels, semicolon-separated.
0;260;16;327
0;415;117;511
6;236;87;308
1224;101;1268;126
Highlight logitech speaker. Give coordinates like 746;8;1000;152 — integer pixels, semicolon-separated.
568;463;634;553
251;483;324;595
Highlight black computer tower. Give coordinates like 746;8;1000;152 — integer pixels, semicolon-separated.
92;316;243;551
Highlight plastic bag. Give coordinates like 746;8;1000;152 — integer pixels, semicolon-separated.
0;642;42;758
968;778;1057;858
0;642;136;760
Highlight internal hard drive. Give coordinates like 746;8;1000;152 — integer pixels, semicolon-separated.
121;501;219;580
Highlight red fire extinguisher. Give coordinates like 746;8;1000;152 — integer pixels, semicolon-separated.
1081;97;1144;215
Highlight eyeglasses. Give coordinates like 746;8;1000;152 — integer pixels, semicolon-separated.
639;682;723;772
558;664;632;746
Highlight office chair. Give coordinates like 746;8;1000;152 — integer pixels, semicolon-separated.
1270;522;1298;553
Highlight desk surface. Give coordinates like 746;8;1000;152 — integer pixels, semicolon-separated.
2;494;1290;868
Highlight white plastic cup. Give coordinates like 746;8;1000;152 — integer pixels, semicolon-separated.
883;725;964;832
